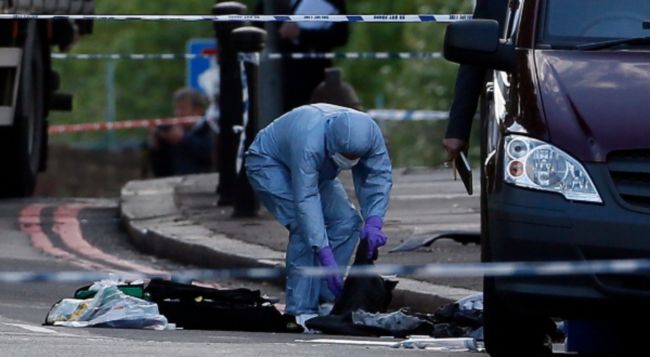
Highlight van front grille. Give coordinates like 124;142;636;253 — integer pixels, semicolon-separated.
608;150;650;211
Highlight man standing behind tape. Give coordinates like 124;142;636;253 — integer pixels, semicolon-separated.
148;88;218;177
245;103;392;325
279;0;349;111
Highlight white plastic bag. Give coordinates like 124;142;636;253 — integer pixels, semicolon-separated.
393;337;480;352
46;278;167;330
45;298;92;325
456;293;483;312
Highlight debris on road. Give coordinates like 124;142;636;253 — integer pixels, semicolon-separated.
429;293;482;339
144;278;298;333
45;277;301;333
308;270;485;340
43;271;489;342
389;231;480;253
307;308;433;337
45;277;168;330
392;337;481;352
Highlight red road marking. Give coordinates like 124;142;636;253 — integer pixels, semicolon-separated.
52;204;170;278
18;204;116;272
19;203;226;288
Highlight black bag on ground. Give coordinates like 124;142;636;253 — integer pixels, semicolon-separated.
307;240;404;336
144;279;294;332
331;239;398;315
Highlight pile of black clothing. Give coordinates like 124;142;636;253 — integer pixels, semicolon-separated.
144;279;301;332
306;241;483;338
306;240;483;338
426;294;483;339
306;290;484;339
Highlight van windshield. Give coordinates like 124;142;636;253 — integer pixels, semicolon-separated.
541;0;650;46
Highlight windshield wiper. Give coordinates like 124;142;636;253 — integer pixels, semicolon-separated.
576;36;650;51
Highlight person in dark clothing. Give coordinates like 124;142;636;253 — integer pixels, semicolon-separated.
148;88;217;177
443;0;509;161
310;67;362;111
148;134;176;178
279;0;349;112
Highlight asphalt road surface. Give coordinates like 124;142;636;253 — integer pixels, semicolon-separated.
0;198;486;356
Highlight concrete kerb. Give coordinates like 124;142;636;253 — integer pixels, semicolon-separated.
120;175;479;313
121;178;285;285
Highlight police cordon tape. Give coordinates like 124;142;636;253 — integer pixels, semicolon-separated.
48;116;202;134
1;259;650;283
367;110;448;121
51;53;207;60
235;52;259;175
267;52;444;60
51;52;444;61
48;111;448;135
0;13;472;23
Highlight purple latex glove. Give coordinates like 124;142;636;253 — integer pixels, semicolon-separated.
361;216;388;260
317;246;343;298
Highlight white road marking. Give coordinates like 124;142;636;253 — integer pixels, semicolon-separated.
391;193;474;200
0;331;51;337
412;224;480;234
295;338;397;346
0;302;52;309
3;323;59;334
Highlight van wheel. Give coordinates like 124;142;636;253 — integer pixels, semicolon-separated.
482;191;552;356
483;280;554;356
480;84;552;357
0;21;45;198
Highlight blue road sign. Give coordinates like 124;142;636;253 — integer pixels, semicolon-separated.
186;38;219;96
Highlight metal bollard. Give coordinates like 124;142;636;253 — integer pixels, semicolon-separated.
259;0;289;129
212;1;247;206
231;27;267;218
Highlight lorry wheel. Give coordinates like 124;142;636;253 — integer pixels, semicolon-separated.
0;22;45;198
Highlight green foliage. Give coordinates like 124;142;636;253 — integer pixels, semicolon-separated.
341;0;471;110
50;0;226;144
339;0;476;167
52;0;478;167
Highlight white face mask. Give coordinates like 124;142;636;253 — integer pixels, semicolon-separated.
331;153;360;170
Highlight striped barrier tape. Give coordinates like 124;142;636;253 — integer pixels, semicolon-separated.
51;52;444;61
48;116;202;134
1;259;650;283
51;53;209;60
368;110;448;122
0;14;473;23
48;111;448;135
267;51;444;60
235;52;259;175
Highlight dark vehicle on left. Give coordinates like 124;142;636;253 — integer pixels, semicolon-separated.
0;0;94;197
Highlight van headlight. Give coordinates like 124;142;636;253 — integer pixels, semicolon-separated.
504;135;602;203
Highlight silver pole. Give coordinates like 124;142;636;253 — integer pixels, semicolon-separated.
105;60;116;149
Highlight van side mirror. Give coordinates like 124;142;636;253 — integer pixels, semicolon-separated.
444;20;515;72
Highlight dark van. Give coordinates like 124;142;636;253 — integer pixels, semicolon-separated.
444;0;650;354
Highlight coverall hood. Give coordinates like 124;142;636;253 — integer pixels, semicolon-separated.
326;111;376;158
